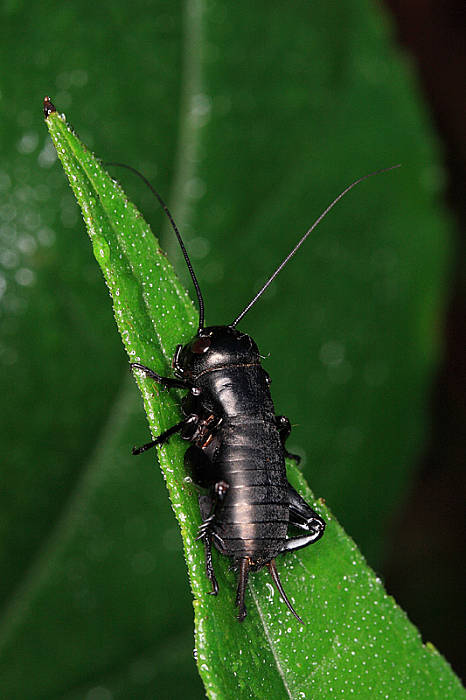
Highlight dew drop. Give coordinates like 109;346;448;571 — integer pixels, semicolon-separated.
92;236;110;263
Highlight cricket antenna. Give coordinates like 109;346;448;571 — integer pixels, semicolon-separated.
105;162;205;333
230;164;401;329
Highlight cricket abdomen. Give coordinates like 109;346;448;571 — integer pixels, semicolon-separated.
213;417;290;565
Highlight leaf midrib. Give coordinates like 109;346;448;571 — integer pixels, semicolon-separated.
251;585;294;699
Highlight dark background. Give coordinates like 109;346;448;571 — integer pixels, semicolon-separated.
0;1;464;697
384;0;466;680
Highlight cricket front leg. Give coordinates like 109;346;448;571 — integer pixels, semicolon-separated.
131;362;189;390
132;414;201;455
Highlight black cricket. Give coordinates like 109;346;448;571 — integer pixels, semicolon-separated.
115;162;398;623
42;98;396;622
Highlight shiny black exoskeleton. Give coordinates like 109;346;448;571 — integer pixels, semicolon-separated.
132;325;325;621
119;159;398;622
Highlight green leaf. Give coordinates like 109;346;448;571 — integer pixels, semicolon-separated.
40;105;464;700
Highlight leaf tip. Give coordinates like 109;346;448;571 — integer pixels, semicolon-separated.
43;96;56;119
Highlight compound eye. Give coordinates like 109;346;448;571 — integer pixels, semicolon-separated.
191;336;211;354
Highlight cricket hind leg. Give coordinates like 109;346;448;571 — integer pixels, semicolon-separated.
187;447;229;596
197;506;228;597
194;490;219;596
284;482;326;550
202;527;219;596
195;479;230;545
184;444;217;488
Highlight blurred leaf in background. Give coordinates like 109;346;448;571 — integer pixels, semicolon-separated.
0;0;462;698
